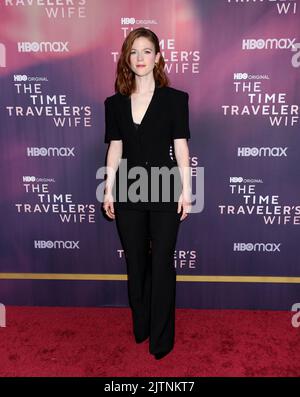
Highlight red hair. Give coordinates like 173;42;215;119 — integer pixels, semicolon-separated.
114;27;170;96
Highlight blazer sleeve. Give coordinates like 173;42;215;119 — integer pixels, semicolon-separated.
171;91;191;140
104;97;122;143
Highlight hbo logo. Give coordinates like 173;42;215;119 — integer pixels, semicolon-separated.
14;75;27;81
230;177;243;183
23;176;36;182
234;73;248;80
121;17;135;25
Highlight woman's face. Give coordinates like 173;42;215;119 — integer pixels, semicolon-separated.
129;36;160;77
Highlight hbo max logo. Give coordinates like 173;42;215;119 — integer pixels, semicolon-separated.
18;42;69;53
238;147;288;157
27;147;75;157
233;243;281;252
242;38;296;50
34;240;80;249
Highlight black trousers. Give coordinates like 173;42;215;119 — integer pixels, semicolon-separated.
115;207;181;355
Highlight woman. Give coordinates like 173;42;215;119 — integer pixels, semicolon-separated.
103;27;191;360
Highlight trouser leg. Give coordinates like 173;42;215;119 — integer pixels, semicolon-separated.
149;210;181;355
115;208;151;341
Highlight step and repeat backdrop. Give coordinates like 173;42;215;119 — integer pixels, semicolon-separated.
0;0;299;309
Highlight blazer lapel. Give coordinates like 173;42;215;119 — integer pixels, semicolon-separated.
123;83;160;136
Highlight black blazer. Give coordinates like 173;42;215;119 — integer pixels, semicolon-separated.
104;84;191;211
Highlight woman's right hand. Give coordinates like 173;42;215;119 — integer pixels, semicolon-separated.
103;190;115;219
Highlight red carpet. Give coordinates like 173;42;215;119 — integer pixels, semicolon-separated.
0;306;299;377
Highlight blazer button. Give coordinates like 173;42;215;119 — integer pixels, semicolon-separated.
145;161;148;165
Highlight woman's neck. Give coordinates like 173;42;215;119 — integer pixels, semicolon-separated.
133;76;155;94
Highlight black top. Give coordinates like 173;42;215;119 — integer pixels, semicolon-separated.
104;85;191;211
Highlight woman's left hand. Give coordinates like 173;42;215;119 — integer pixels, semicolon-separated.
177;189;192;221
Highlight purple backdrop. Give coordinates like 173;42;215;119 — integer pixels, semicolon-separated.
0;0;299;309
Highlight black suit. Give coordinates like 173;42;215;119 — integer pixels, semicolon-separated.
104;84;191;212
104;84;191;356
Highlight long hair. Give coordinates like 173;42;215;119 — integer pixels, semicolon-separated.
115;27;170;96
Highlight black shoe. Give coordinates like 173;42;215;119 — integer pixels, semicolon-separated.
154;350;171;360
135;335;149;344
